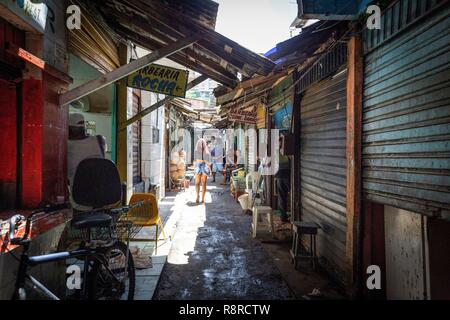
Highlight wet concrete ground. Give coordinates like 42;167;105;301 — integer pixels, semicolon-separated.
154;180;292;300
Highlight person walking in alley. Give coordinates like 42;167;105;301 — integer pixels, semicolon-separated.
194;137;211;204
210;136;225;183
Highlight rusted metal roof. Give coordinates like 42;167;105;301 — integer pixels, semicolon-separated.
86;0;275;88
214;21;349;111
217;73;291;113
169;98;221;124
266;21;347;71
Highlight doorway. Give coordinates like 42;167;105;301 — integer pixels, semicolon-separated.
0;79;18;210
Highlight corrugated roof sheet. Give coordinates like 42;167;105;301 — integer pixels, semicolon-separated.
215;21;349;109
86;0;275;88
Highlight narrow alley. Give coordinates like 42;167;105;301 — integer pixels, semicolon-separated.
0;0;449;309
154;181;292;300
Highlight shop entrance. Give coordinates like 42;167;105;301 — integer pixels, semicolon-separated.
0;17;24;211
0;79;18;210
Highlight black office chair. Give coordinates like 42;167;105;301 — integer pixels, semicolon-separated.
71;158;122;230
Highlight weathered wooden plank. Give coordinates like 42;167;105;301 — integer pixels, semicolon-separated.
120;75;208;129
60;35;200;106
108;9;239;83
5;43;73;84
121;0;274;75
346;34;363;288
113;26;237;87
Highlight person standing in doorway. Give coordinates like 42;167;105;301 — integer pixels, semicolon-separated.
68;113;107;210
194;137;211;204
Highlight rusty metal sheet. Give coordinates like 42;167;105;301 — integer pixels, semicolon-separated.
300;69;348;281
363;2;450;218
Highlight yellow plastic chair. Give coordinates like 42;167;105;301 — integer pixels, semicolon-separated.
128;193;167;254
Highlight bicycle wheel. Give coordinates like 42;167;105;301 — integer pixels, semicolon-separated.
88;241;135;300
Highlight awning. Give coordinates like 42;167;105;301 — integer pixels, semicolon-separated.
88;0;275;88
216;71;292;115
169;99;220;125
60;0;276;113
214;20;349;120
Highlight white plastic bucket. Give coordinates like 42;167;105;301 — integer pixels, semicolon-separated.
238;194;249;211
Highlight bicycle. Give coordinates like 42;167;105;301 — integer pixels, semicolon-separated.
6;158;142;300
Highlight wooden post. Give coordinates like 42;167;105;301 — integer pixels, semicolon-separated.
59;35;199;106
117;44;129;185
346;33;363;295
291;70;302;222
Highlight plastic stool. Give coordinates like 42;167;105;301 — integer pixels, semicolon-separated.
252;206;274;239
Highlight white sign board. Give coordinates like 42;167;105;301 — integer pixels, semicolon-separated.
0;0;48;32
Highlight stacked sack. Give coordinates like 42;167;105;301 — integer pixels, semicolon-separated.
170;150;186;182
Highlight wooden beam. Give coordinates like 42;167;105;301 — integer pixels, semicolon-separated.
5;43;73;84
107;8;238;82
346;33;363;294
119;75;208;130
59;35;199;106
291;70;302;223
120;0;274;75
116;44;129;185
113;26;237;87
216;71;292;105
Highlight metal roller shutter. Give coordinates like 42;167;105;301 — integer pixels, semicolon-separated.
300;69;348;279
363;0;450;217
68;0;120;73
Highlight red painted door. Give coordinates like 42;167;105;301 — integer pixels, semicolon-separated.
0;79;17;210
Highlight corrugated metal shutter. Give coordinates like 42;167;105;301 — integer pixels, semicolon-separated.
300;69;348;280
68;0;120;73
363;2;450;217
132;90;142;185
247;126;257;172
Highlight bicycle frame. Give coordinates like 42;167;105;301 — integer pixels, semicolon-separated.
13;237;121;300
8;202;141;300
